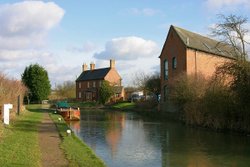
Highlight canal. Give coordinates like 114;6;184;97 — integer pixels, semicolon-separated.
68;109;250;167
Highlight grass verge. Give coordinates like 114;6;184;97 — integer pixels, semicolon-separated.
69;102;99;108
111;101;136;110
49;113;106;167
0;105;43;166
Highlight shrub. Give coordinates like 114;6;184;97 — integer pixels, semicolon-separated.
0;72;27;118
99;81;114;104
170;71;250;133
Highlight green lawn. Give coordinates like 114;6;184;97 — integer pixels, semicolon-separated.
69;101;99;108
111;102;136;110
50;113;106;167
0;105;43;166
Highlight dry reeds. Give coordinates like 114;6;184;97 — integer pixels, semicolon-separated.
170;70;250;133
0;72;27;119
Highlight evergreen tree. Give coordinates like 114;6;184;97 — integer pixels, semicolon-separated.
22;64;51;103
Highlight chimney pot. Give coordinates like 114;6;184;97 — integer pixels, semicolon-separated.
82;63;88;72
110;59;115;68
90;62;95;70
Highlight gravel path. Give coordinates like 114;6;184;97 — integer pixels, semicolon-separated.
38;112;68;167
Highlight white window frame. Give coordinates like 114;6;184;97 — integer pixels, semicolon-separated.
164;59;168;80
172;57;177;69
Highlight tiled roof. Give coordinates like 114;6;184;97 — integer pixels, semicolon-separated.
76;68;110;81
172;25;237;59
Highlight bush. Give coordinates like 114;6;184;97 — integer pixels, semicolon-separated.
135;99;158;110
99;81;114;104
170;71;250;133
0;72;27;118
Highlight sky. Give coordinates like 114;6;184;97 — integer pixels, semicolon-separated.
0;0;250;88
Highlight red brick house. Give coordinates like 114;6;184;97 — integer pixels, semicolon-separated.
159;25;236;110
76;59;124;102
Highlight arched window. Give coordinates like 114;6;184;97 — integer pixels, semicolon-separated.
164;59;168;80
172;57;177;69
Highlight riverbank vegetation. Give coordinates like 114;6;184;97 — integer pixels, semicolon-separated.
111;101;136;110
50;112;106;167
171;61;250;133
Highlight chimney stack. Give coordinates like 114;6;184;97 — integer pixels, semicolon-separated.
82;63;88;72
110;59;115;68
90;62;95;70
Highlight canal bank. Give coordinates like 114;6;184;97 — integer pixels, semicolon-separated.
49;111;106;167
0;104;106;167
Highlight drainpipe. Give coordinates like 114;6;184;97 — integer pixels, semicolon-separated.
195;50;197;78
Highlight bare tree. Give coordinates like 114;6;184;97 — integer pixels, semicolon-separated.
55;81;75;99
211;14;249;60
132;71;150;90
212;14;250;108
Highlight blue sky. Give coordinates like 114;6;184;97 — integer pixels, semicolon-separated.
0;0;249;87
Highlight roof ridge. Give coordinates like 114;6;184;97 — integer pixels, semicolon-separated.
172;25;220;44
171;25;236;59
76;67;111;81
83;67;110;72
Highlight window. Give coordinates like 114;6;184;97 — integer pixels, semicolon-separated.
79;83;81;88
86;92;92;100
87;82;90;88
172;57;177;69
93;81;96;88
163;85;168;102
79;92;81;98
164;59;168;80
99;81;102;87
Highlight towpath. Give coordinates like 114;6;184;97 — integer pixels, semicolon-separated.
38;112;68;167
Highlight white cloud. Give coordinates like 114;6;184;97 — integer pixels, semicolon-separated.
45;64;80;87
0;1;65;84
0;1;64;49
94;36;159;60
0;49;59;81
205;0;250;10
127;8;160;16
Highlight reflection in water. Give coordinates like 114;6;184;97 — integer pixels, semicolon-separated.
69;110;250;167
105;113;125;157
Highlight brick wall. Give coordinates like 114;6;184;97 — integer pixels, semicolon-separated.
104;68;122;86
159;27;232;110
186;49;231;78
160;28;186;100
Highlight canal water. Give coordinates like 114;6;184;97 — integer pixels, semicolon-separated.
69;110;250;167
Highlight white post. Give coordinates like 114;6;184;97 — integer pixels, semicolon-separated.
3;104;13;125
